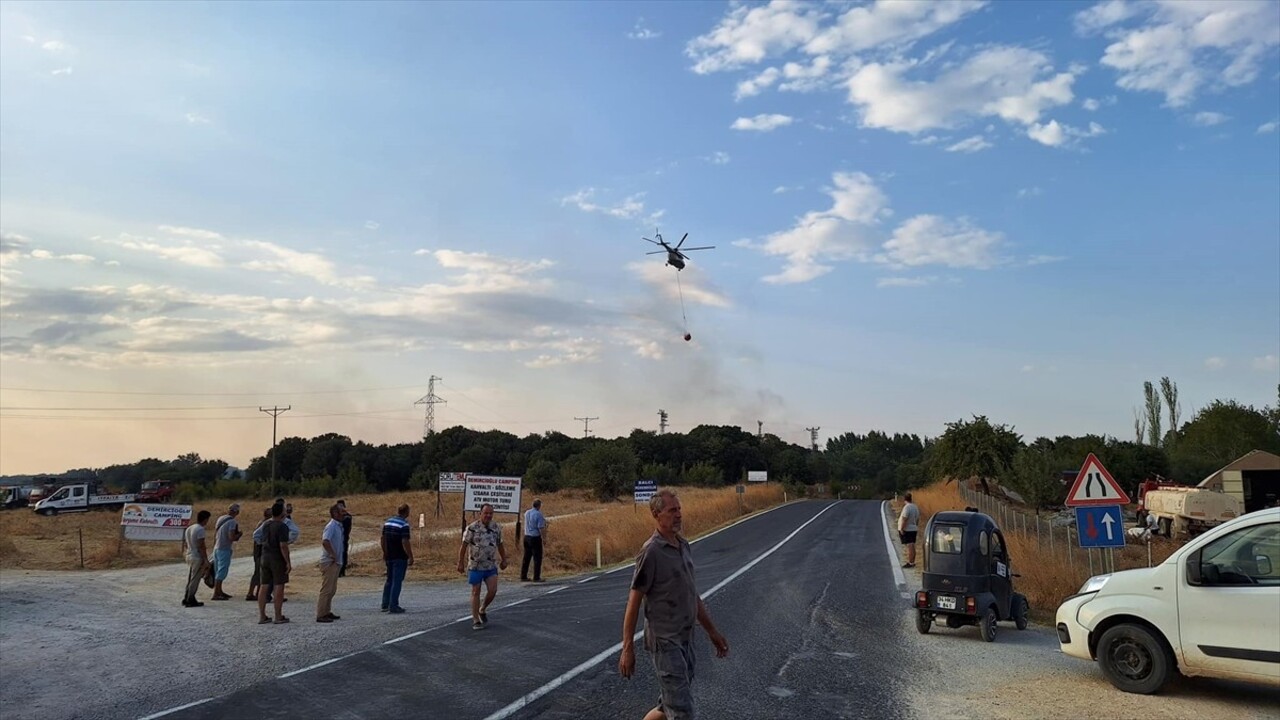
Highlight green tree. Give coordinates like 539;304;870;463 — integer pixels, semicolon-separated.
525;459;559;493
929;416;1022;494
1003;447;1064;512
683;462;721;487
1143;381;1162;447
1172;400;1280;482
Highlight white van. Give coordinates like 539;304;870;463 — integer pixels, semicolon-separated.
1055;507;1279;693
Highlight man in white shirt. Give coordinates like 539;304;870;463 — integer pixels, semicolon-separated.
898;492;921;569
316;503;345;623
182;510;211;607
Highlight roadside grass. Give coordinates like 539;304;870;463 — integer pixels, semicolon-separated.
902;481;1183;619
0;485;786;579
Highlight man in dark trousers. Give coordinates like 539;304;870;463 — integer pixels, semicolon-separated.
619;489;729;720
521;498;547;582
256;501;292;624
338;500;353;577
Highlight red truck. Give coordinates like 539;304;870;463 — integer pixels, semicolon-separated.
135;479;176;503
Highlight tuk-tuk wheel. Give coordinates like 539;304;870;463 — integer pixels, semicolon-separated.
915;611;931;635
1012;593;1029;631
980;607;998;642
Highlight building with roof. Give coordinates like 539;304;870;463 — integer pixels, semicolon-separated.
1197;449;1280;513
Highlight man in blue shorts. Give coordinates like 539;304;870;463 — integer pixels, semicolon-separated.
457;503;508;630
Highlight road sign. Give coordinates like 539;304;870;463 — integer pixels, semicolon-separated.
1065;453;1131;507
634;479;657;504
1075;505;1125;548
736;484;745;494
438;472;467;493
464;475;522;513
747;470;767;483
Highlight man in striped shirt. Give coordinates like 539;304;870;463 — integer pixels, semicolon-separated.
380;504;413;614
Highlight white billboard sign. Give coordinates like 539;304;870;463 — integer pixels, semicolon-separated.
120;503;191;542
748;470;768;483
464;475;522;513
439;472;467;493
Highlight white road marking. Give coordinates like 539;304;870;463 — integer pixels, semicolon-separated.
278;652;358;679
136;698;213;719
502;598;530;609
481;501;839;720
576;575;598;584
384;630;427;645
545;585;568;595
880;500;910;598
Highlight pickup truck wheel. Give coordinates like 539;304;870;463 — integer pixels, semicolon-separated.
41;508;57;516
915;611;931;635
1097;624;1173;694
980;607;998;642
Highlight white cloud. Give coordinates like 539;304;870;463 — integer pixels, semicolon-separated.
945;135;992;153
1074;0;1140;35
754;171;890;284
805;0;987;55
777;55;834;92
630;262;731;308
185;112;211;125
29;249;94;263
708;151;731;165
51;67;73;76
1258;121;1279;134
686;1;826;74
1253;355;1279;372
1204;356;1227;369
876;276;935;288
365;220;381;230
158;225;223;241
1017;186;1044;198
240;240;377;289
1082;97;1101;111
731;113;795;131
1086;0;1280;107
880;215;1007;269
110;234;224;268
846;46;1076;135
560;188;661;223
1027;119;1106;147
1192;111;1230;126
1026;254;1066;265
735;67;781;100
911;135;943;145
627;18;662;41
40;40;67;52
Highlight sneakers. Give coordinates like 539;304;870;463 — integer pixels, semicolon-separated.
324;613;341;620
902;562;916;568
316;616;333;623
388;607;406;614
182;598;204;608
472;621;484;630
380;607;389;613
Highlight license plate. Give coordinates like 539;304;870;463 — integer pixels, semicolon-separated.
936;595;957;610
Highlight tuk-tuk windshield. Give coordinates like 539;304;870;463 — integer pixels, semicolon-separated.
932;524;964;554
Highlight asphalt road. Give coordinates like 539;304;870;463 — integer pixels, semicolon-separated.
168;500;911;720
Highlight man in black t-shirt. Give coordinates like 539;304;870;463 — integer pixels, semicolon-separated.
256;501;293;624
338;500;353;577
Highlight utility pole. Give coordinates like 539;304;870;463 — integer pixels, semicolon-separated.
575;415;598;438
658;409;668;435
757;420;763;439
414;375;446;439
259;405;291;493
806;426;821;452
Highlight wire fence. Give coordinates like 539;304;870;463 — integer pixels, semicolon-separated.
958;486;1165;578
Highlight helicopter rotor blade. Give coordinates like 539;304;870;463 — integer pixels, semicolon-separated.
674;232;689;250
679;246;715;251
645;251;666;255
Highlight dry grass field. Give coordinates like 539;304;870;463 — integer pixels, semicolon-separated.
0;484;787;582
899;480;1183;618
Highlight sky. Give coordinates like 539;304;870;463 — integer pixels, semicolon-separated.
1;0;1278;475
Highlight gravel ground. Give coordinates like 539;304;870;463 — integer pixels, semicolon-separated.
2;506;1274;720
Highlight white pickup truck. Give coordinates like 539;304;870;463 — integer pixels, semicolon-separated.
32;483;136;516
1056;507;1279;693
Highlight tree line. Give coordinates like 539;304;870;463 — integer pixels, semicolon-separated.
58;382;1279;508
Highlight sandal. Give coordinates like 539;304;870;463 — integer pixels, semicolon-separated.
258;617;272;624
273;617;290;624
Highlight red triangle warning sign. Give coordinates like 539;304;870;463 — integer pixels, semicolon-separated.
1065;453;1131;507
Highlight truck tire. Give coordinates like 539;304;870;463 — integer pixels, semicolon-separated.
1096;623;1174;694
41;508;57;516
1158;517;1172;537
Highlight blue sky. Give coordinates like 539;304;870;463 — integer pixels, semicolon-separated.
1;0;1277;474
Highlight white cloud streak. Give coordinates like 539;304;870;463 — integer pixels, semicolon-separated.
731;113;795;131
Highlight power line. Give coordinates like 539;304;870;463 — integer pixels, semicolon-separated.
260;406;291;490
0;384;428;397
574;415;598;438
0;405;263;411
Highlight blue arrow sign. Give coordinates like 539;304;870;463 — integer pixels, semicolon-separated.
1075;505;1126;548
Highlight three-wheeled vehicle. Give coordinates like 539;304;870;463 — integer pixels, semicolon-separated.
912;510;1029;642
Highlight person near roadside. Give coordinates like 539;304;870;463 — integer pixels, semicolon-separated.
619;489;729;720
284;502;301;543
521;498;547;583
898;492;920;569
182;510;212;608
317;503;345;623
458;503;508;630
337;499;353;578
257;501;292;625
246;507;272;601
210;503;242;601
380;504;413;613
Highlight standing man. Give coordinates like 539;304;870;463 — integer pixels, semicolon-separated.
619;489;728;720
284;502;301;543
181;510;212;608
211;503;242;601
458;503;508;630
246;507;271;601
380;504;413;614
521;498;547;582
257;501;292;624
898;492;920;569
317;503;344;623
337;499;353;577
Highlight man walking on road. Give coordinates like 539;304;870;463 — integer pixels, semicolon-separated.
619;489;729;720
317;503;344;623
257;501;292;624
381;504;413;613
211;503;242;601
898;492;920;569
337;499;353;577
521;498;547;582
458;503;507;630
182;510;211;608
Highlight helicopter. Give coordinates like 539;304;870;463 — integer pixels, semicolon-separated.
643;231;714;271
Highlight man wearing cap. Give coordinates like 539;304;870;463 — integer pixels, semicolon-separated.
211;503;242;601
